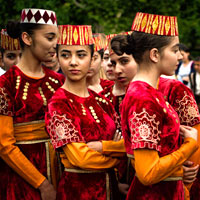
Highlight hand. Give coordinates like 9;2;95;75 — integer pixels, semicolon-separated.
113;130;122;142
39;179;56;200
118;182;129;195
183;161;199;184
179;125;198;141
87;141;102;153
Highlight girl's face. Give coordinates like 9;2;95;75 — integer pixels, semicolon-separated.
87;51;102;77
110;53;137;87
30;24;58;62
159;36;182;76
180;50;190;63
58;45;92;82
102;49;115;81
2;50;21;70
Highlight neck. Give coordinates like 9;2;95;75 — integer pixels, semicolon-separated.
133;63;160;88
17;50;44;77
63;77;89;97
87;73;100;86
112;81;126;96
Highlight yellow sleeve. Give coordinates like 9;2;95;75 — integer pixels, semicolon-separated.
102;139;126;157
0;115;46;188
63;142;120;170
134;137;198;186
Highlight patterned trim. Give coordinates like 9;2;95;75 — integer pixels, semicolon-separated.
175;91;200;126
0;87;13;116
47;111;84;148
129;108;161;151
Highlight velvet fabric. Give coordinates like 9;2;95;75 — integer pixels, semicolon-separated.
100;79;114;90
121;81;184;199
46;88;120;199
158;77;200;199
0;65;64;199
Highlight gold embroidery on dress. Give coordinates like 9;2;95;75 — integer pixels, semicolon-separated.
129;108;161;146
0;87;13;115
175;91;200;126
16;76;20;89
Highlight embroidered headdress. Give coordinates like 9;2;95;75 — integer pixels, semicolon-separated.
131;12;178;36
1;29;20;50
21;8;57;26
57;25;93;45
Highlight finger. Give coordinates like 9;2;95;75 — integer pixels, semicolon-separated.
183;160;194;166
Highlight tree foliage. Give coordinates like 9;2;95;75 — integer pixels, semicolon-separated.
0;0;200;55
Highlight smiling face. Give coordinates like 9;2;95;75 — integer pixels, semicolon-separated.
58;45;92;82
159;36;182;76
2;49;21;70
110;52;137;86
29;24;58;62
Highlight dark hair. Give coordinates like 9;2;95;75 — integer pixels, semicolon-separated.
6;20;43;50
194;56;200;62
0;47;5;57
97;48;104;59
179;43;189;53
112;32;174;64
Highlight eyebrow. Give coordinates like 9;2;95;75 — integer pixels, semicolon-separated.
172;44;179;48
60;49;88;53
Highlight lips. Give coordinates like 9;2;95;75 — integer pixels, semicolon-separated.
69;69;80;74
118;77;126;82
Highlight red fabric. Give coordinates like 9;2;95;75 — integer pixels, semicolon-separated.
126;176;184;200
46;88;120;199
121;81;183;198
100;79;114;90
158;77;200;199
0;65;64;199
46;88;119;148
57;170;120;200
158;77;200;127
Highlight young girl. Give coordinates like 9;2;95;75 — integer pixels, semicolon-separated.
0;29;21;71
0;8;64;200
45;25;125;200
120;12;198;199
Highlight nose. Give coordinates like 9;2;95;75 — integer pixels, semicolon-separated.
114;63;122;75
14;56;21;65
107;58;113;68
70;55;77;66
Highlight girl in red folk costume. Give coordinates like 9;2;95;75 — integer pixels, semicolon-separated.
120;12;199;200
87;33;113;93
45;25;125;200
0;8;64;200
158;76;200;199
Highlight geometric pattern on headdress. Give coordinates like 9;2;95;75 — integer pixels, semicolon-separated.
57;25;93;45
21;8;57;26
1;29;20;50
131;12;178;36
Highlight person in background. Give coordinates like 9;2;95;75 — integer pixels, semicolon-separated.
1;29;21;71
87;33;113;93
0;8;64;200
42;52;63;74
176;43;194;86
120;12;198;199
189;56;200;110
0;49;6;75
46;24;125;200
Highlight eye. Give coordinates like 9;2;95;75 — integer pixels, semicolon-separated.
6;54;16;60
120;59;129;65
60;53;69;58
78;53;87;58
103;56;109;61
111;61;116;66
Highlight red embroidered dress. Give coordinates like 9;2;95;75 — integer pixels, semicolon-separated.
46;88;121;200
0;65;64;200
158;77;200;199
121;81;186;200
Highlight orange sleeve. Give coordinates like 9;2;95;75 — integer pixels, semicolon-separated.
63;142;120;170
0;115;46;188
134;137;198;186
184;123;200;191
102;139;126;157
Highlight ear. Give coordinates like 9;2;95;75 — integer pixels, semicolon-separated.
21;32;32;46
149;48;160;63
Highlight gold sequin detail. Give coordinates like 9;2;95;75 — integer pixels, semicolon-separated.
38;87;47;106
45;82;55;93
16;76;20;89
22;82;29;100
81;104;87;116
49;77;59;84
163;108;167;113
89;106;100;123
